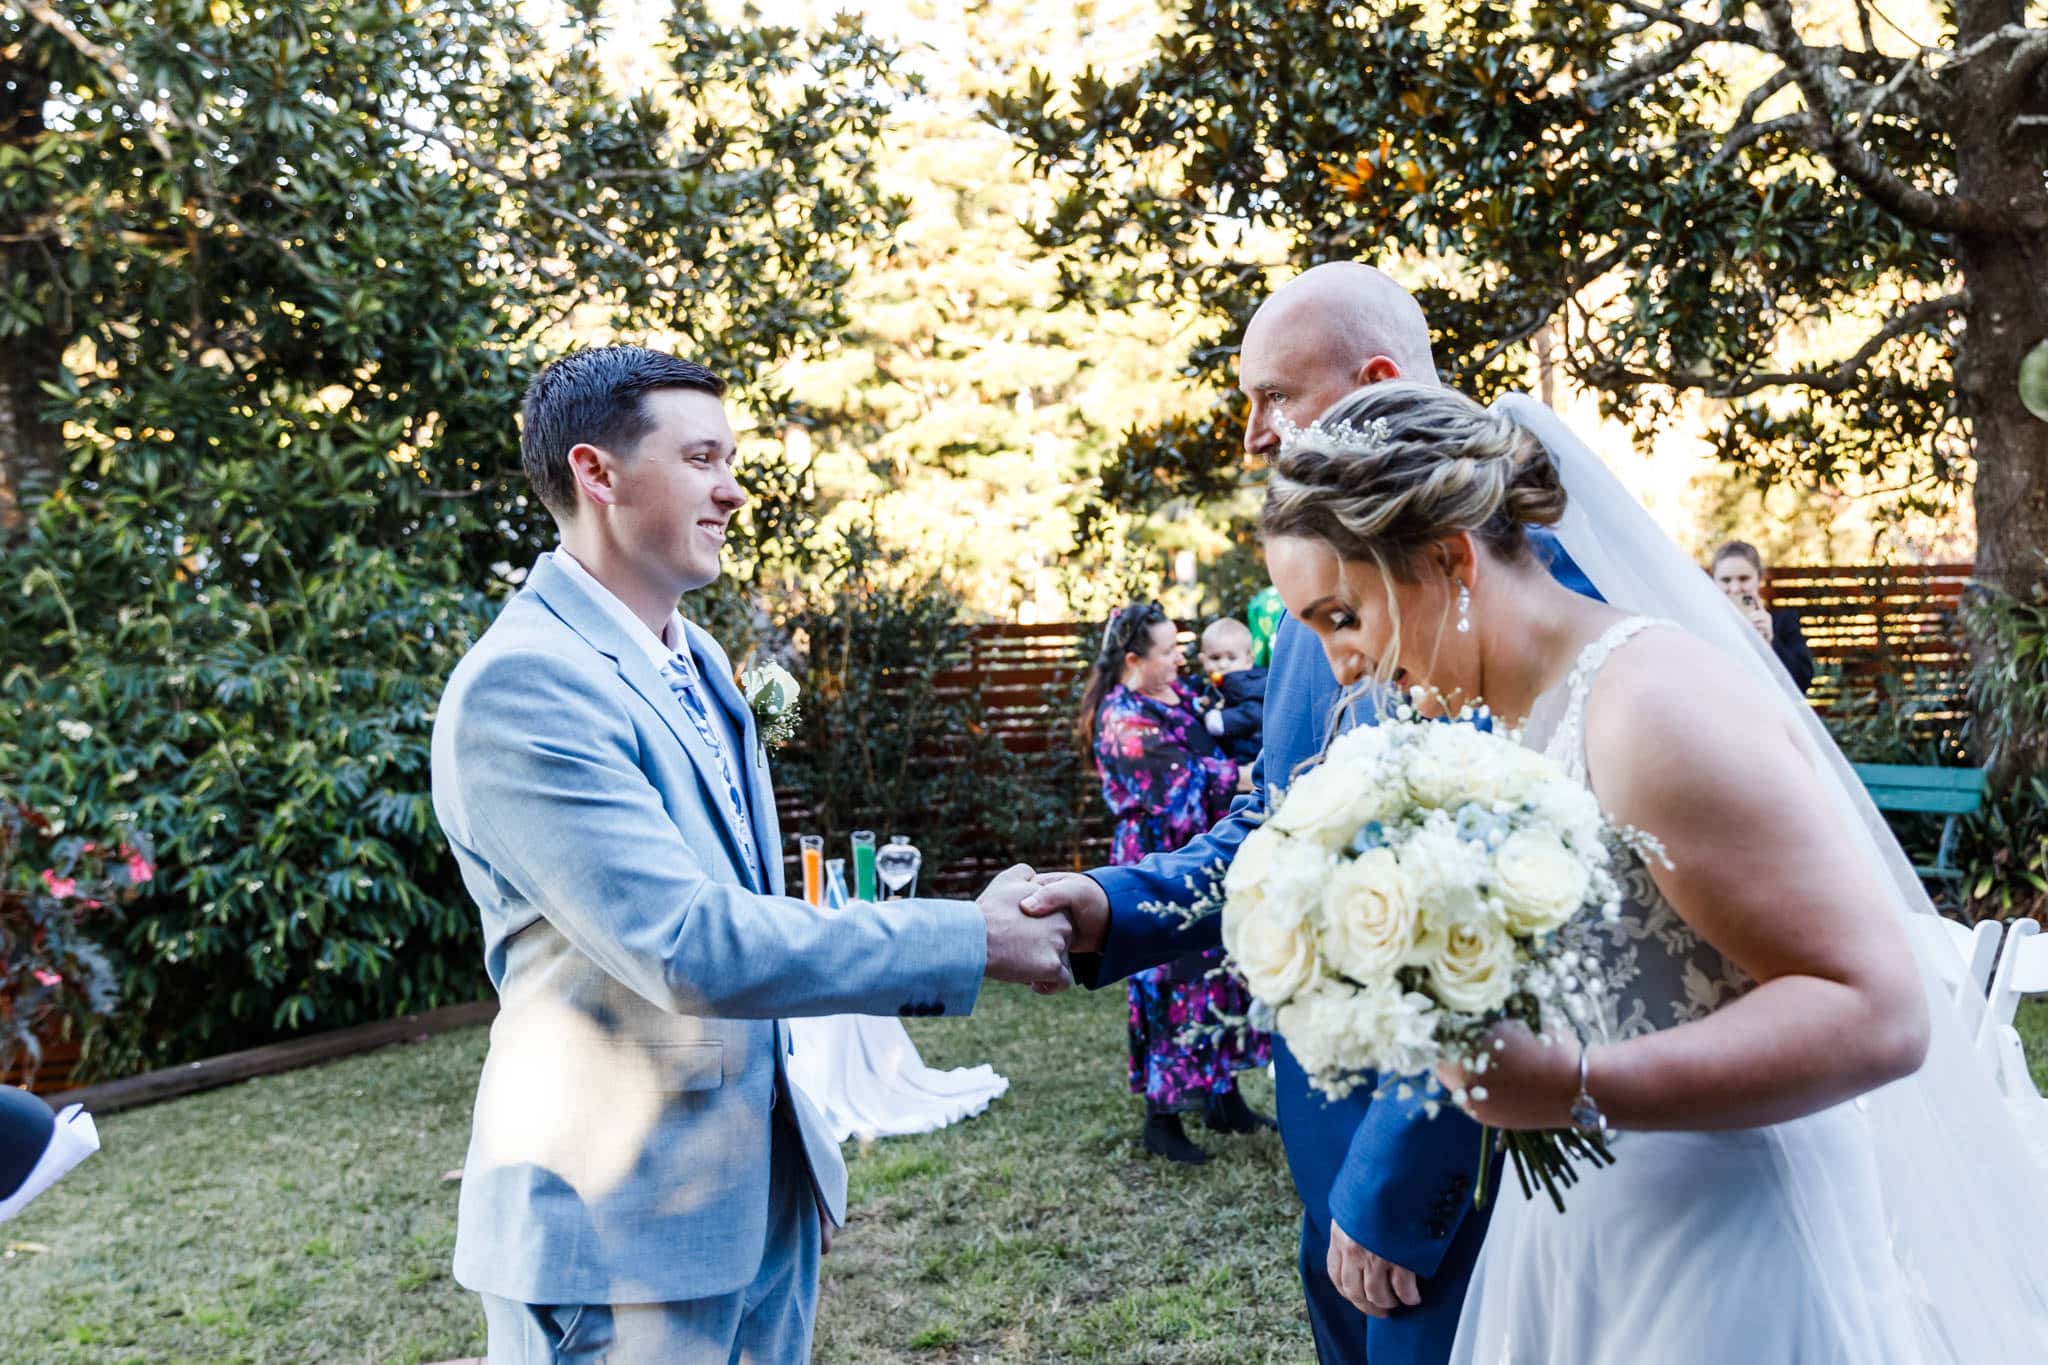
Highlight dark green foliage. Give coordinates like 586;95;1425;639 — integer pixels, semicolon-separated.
984;0;2027;515
0;802;148;1081
1960;579;2048;919
0;1;910;1069
1965;572;2048;787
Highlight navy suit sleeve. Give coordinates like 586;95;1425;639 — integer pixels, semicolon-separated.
1083;781;1256;984
1219;693;1263;741
1328;1079;1488;1278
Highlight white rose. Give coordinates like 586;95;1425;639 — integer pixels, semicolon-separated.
1527;778;1607;850
1425;920;1519;1015
1319;848;1419;984
1492;828;1590;934
1225;897;1320;1005
1322;723;1394;771
742;661;800;712
1268;759;1392;850
1224;824;1333;932
1275;980;1361;1082
1400;725;1498;809
1487;746;1565;807
1396;814;1496;931
1224;823;1287;902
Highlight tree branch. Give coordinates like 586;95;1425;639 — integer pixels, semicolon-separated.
1712;112;1814;165
1471;245;1631;373
393;117;653;273
1731;69;1796;130
1715;291;1966;396
1584;4;1768;102
1590;292;1967;399
21;0;174;165
1755;0;1984;232
1986;27;2048;111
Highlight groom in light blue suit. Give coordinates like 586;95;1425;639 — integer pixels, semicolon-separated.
431;347;1073;1363
1022;265;1600;1363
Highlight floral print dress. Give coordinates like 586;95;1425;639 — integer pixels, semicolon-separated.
1093;682;1270;1111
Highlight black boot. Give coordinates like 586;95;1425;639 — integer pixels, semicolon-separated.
1143;1110;1212;1165
1202;1087;1277;1135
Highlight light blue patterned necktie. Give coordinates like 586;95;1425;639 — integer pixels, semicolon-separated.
660;649;760;882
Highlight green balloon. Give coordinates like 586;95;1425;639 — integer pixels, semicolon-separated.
2023;339;2048;423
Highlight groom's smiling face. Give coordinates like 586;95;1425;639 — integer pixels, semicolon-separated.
599;387;747;593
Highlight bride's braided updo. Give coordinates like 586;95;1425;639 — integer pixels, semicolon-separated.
1260;382;1567;577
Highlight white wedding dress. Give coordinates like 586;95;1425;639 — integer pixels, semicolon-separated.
1451;617;1924;1364
1444;397;2048;1363
784;1013;1007;1144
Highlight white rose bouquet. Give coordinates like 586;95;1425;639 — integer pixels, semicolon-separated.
1219;696;1628;1212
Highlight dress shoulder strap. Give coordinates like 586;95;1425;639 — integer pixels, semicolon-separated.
1549;616;1669;779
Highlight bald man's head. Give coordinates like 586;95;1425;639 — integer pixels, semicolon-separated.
1238;262;1439;457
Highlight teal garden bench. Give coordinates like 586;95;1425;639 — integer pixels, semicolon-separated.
1850;763;1989;883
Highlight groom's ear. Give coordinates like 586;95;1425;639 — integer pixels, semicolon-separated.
566;441;622;510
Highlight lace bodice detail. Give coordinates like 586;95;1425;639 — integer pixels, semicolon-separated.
1526;617;1754;1041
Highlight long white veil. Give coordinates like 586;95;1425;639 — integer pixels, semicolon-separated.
1492;393;2048;1358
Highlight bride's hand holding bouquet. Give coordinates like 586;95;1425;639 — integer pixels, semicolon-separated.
1219;693;1640;1211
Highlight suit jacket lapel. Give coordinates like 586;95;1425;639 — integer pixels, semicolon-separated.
685;623;784;897
527;556;763;891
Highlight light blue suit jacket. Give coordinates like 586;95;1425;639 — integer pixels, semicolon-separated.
430;552;988;1305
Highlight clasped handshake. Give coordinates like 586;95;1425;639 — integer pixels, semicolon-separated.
975;864;1118;993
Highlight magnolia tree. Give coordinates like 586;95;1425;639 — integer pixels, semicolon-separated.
989;0;2048;781
0;0;906;1058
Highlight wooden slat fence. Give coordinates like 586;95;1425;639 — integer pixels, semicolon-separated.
778;566;1976;895
1765;564;1972;726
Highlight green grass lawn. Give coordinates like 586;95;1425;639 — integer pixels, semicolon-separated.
7;987;2046;1365
0;983;1311;1364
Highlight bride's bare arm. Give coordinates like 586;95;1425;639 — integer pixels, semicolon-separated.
1461;631;1929;1133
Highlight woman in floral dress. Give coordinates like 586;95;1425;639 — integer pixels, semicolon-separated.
1077;603;1272;1164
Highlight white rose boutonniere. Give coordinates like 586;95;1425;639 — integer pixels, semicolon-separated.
741;662;802;751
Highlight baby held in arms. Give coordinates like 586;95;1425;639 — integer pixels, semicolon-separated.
1196;618;1266;784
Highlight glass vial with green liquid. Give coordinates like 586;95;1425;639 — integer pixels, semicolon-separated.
850;830;878;902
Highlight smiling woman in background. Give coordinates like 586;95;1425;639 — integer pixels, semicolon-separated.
1710;540;1815;694
1076;603;1272;1165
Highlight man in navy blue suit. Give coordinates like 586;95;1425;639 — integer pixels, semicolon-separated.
1019;262;1599;1363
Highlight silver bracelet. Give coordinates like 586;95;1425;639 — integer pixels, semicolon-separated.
1569;1038;1609;1136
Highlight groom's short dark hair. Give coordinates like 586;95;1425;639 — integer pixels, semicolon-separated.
519;345;727;517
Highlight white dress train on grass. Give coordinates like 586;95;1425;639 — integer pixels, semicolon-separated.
784;1014;1007;1144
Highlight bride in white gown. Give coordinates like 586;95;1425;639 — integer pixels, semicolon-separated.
1260;382;2048;1362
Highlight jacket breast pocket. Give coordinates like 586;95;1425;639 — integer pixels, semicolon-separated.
602;1039;725;1094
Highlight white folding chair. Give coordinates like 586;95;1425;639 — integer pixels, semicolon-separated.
1979;918;2047;1102
1908;914;2002;1007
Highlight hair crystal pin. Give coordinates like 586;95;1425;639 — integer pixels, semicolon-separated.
1272;410;1397;461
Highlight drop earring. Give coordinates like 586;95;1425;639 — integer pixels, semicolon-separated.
1456;583;1472;634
